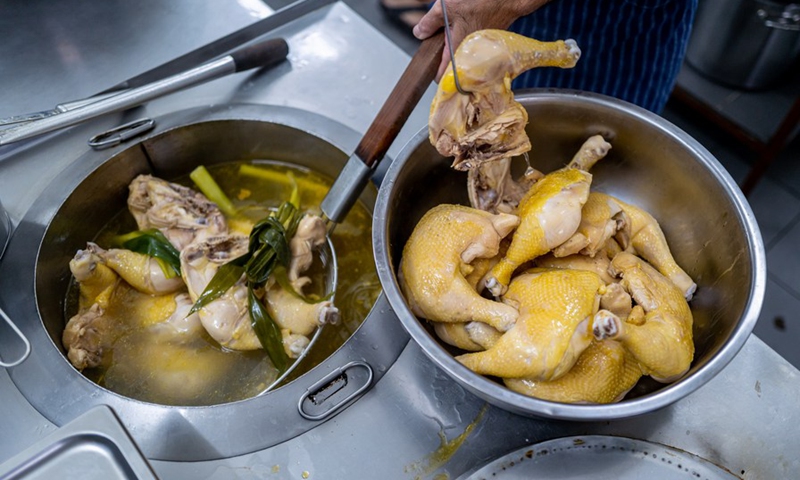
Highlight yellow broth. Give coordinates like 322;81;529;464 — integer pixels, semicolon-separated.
66;160;380;406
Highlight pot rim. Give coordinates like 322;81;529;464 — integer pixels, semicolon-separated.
373;89;767;420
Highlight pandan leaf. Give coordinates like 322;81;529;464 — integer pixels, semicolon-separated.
114;229;181;278
248;284;289;372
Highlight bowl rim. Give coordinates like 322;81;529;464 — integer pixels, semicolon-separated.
373;88;767;420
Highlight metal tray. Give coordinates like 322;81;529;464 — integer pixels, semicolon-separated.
458;435;740;480
0;405;157;480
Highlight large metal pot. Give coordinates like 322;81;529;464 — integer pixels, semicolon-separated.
686;0;800;90
374;90;767;420
0;104;408;461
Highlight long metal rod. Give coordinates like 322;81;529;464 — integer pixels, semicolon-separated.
0;57;235;146
0;0;336;130
102;0;336;93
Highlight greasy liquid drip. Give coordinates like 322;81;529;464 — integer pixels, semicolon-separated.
66;160;380;406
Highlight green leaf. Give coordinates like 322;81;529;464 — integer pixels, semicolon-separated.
114;229;181;278
247;285;289;372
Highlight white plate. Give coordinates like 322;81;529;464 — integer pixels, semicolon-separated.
459;435;740;480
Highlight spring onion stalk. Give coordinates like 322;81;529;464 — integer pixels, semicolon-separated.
190;166;238;217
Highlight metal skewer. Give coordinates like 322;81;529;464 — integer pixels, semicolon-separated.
440;0;470;95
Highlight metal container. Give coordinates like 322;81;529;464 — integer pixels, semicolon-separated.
373;90;767;420
686;0;800;90
0;104;409;461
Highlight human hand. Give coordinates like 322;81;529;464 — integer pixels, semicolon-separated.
413;0;551;81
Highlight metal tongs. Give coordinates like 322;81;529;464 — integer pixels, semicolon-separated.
0;37;290;147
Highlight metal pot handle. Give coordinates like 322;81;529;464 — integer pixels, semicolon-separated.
759;6;800;31
0;307;31;368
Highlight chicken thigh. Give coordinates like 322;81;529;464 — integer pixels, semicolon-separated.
399;204;520;332
595;252;694;382
264;280;339;358
128;174;228;251
429;30;581;170
553;191;623;258
457;269;613;380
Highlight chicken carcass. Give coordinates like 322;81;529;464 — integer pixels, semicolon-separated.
128;174;228;251
399;204;520;332
467;157;541;214
505;340;642;404
429;30;581;170
457;269;616;380
595;252;694;382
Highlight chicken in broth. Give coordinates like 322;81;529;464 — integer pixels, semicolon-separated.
64;161;380;406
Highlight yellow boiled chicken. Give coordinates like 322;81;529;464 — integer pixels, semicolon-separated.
128;174;228;251
399;204;520;332
457;269;617;380
264;279;339;358
180;235;262;350
483;169;591;296
429;30;581;170
595;252;694;382
505;340;642;404
64;247;201;370
612;195;697;300
553;190;624;258
85;242;185;295
534;252;617;285
482;135;610;296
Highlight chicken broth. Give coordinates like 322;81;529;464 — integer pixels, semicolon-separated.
65;160;379;406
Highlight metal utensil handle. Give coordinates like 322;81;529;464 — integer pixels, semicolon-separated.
320;33;445;224
0;307;31;368
353;32;445;168
0;38;289;146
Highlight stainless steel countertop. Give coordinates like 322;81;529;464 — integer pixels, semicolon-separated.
0;1;798;479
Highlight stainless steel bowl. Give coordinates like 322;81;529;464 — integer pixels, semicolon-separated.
373;90;767;420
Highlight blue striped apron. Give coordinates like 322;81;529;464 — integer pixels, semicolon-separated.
509;0;698;113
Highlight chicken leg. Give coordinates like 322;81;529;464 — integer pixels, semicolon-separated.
399;204;520;332
457;269;613;380
505;340;642;404
429;30;581;170
594;252;694;382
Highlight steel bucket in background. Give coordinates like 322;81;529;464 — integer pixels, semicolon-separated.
686;0;800;90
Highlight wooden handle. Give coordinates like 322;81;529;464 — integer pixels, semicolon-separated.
354;32;445;168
